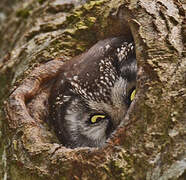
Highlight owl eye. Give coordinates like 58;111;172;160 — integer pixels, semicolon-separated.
90;114;106;124
130;89;136;101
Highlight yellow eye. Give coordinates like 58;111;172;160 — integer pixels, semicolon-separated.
90;114;106;124
130;89;136;101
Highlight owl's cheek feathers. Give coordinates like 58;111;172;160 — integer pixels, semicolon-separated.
81;119;109;142
64;112;110;147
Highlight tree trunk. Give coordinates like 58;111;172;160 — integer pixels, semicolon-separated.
0;0;185;179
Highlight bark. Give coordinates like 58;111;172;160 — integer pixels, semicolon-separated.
0;0;185;180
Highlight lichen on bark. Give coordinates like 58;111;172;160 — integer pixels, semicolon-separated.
0;0;185;180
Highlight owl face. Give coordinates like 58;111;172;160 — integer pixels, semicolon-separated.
49;37;137;148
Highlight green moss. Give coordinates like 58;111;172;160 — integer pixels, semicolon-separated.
60;177;68;180
66;0;107;29
41;0;114;59
75;16;96;30
109;160;127;179
48;0;115;59
66;14;81;25
83;0;106;11
38;0;46;4
16;8;30;19
86;17;97;25
0;74;11;107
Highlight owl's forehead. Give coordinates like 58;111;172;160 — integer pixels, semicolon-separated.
64;56;118;102
57;39;135;102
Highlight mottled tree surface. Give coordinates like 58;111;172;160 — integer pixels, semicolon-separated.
0;0;185;180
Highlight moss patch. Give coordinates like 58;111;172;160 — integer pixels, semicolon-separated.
16;8;30;19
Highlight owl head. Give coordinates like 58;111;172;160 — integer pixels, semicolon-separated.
49;37;137;148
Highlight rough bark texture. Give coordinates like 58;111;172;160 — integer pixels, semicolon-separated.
0;0;185;180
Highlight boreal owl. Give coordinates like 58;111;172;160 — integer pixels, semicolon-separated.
49;37;137;148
